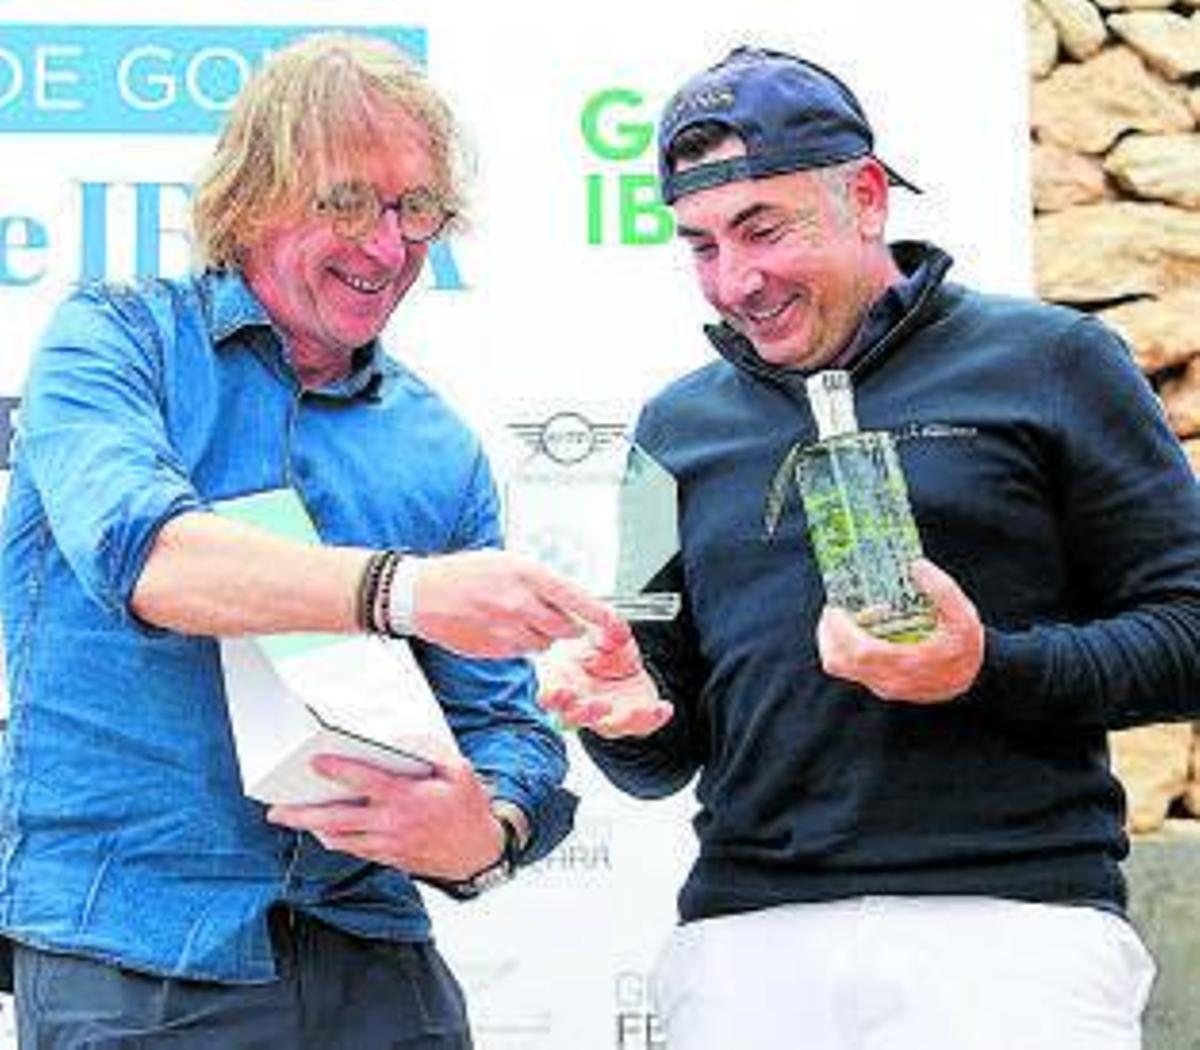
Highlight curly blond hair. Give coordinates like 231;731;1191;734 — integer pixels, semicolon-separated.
191;32;468;270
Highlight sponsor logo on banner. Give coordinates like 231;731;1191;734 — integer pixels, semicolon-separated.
459;956;554;1043
0;23;463;291
0;24;425;134
509;411;626;467
614;970;666;1048
525;816;615;880
580;86;672;246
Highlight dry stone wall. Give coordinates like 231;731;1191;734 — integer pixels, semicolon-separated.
1029;0;1200;831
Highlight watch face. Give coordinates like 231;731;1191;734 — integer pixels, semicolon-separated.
453;813;520;898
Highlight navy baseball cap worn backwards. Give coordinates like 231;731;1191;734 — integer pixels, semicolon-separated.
658;46;920;205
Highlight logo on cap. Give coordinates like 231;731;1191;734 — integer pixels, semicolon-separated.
657;45;921;205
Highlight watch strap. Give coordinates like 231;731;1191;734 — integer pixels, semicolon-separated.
422;812;522;901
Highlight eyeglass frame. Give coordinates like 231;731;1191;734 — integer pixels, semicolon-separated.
312;180;455;245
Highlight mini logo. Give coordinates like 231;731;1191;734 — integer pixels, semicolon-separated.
509;411;626;466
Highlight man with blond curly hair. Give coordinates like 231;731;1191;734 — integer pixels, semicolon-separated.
0;33;619;1048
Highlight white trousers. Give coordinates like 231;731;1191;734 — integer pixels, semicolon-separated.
652;896;1155;1050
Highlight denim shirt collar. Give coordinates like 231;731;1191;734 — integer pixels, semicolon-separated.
202;268;385;401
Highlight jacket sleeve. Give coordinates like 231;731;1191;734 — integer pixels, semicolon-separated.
16;286;201;622
413;445;576;863
578;413;710;798
962;316;1200;730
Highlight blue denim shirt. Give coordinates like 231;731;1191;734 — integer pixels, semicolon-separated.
0;271;575;982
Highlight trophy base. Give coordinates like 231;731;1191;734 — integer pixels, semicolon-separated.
609;593;681;621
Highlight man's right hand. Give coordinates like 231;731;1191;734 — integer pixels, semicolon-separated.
412;549;620;658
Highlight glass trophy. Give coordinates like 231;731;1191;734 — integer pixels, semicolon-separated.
768;371;935;642
504;412;680;620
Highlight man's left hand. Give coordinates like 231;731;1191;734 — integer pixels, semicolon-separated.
816;558;984;704
265;752;504;881
538;620;674;738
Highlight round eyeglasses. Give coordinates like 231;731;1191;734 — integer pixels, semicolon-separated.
313;181;453;244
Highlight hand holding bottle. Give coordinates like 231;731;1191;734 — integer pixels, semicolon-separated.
816;558;985;703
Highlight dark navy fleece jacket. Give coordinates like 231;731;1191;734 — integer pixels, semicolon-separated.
583;243;1200;922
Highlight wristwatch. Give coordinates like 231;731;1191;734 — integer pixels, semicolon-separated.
430;812;524;901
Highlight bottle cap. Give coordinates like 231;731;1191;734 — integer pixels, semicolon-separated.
806;370;859;440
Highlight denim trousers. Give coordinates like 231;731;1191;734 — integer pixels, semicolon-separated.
13;908;473;1049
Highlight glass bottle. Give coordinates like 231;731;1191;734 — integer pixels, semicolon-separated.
796;370;935;642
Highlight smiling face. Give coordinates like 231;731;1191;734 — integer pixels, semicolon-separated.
672;140;897;371
241;105;439;387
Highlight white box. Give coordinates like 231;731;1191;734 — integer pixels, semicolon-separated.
220;632;456;805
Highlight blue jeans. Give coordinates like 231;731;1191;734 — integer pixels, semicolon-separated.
13;909;472;1049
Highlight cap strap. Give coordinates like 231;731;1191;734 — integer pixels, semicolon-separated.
663;146;920;204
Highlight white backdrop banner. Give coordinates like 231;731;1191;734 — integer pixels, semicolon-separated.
0;2;1031;1046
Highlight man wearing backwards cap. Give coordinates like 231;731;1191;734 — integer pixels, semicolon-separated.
542;46;1200;1049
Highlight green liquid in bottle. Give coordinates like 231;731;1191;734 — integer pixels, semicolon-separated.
799;372;934;643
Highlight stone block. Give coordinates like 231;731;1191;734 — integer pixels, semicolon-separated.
1124;820;1200;1049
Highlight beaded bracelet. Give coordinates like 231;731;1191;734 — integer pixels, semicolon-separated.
355;550;392;633
356;549;421;639
371;550;402;638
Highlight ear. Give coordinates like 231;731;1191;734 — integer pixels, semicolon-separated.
851;159;890;239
